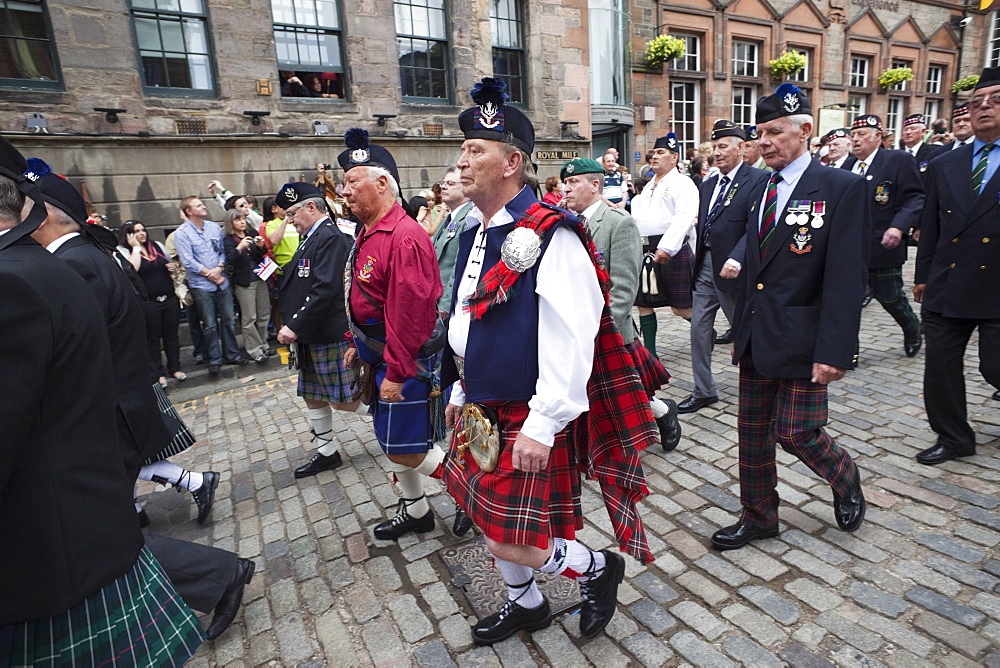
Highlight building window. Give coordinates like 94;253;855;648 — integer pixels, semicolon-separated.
787;48;809;82
924;99;941;126
395;0;449;102
731;85;756;125
0;0;60;88
491;0;525;105
890;59;910;91
990;11;1000;67
926;65;944;95
131;0;214;93
847;93;867;119
850;56;870;88
670;80;699;157
272;0;346;99
732;40;758;78
886;97;904;142
671;34;700;71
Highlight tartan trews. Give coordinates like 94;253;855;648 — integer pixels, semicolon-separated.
737;354;859;527
868;267;920;339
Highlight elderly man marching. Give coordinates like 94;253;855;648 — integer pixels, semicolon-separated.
338;129;455;540
441;78;657;645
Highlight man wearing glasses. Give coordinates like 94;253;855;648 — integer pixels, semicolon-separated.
431;167;473;320
912;66;1000;465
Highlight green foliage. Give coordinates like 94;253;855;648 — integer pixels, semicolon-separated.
951;75;980;93
878;67;914;89
644;35;686;67
768;50;807;79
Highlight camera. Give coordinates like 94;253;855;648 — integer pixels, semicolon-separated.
321;163;333;170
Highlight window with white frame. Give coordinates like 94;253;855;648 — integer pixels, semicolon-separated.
924;100;941;126
890;59;910;91
990;11;1000;67
848;92;867;119
850;56;870;88
787;49;809;82
670;80;699;157
671;34;700;71
926;65;944;94
732;40;758;78
886;97;904;142
731;85;756;125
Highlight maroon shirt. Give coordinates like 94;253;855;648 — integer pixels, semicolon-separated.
350;202;442;382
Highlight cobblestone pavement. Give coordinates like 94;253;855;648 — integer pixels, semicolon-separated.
147;261;1000;667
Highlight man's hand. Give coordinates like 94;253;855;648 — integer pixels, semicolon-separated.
277;325;297;345
206;266;223;280
881;228;903;250
811;363;846;385
653;249;671;264
719;264;740;280
343;346;357;368
210;273;226;286
511;433;550;473
379;378;404;403
912;228;921;243
913;283;925;304
445;403;461;429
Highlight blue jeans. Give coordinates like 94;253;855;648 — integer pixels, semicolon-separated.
191;286;241;365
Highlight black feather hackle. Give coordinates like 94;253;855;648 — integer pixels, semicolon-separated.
344;127;370;150
470;77;509;107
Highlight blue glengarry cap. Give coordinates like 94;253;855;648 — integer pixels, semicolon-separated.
653;132;679;153
755;83;812;124
458;77;534;154
274;182;322;210
336;127;400;182
711;119;746;141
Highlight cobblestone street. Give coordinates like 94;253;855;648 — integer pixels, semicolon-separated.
147;261;1000;667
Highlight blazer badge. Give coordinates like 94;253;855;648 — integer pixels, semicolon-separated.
790;227;813;254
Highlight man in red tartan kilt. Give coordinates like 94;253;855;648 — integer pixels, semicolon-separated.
440;78;657;646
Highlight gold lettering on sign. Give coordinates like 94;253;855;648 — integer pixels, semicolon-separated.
256;79;272;96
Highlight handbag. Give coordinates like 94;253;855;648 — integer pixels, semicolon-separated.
350;354;376;405
458;403;502;472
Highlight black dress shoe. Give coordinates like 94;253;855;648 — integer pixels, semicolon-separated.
714;329;733;345
656;399;681;452
861;287;873;307
904;332;922;357
916;443;976;465
677;395;718;414
373;498;435;540
579;550;626;638
194;355;207;365
206;558;256;640
453;505;473;537
471;598;551;645
710;521;779;550
192;471;219;525
992;390;1000;401
208;364;221;374
294;451;343;478
833;481;866;532
226;356;249;366
137;509;149;528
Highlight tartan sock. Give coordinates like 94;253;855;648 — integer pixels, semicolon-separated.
537;538;606;581
138;461;203;492
496;559;544;609
650;397;670;419
413;444;446;479
395;468;430;518
308;406;337;456
639;313;658;358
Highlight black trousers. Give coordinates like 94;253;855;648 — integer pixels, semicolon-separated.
143;532;236;613
144;296;181;376
922;309;1000;450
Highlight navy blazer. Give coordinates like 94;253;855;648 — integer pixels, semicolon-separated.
694;163;769;293
732;158;869;377
841;149;924;269
915;142;1000;319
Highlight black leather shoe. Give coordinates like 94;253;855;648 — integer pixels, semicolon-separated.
194;354;207;365
208;364;221;374
833;481;866;532
579;550;626;638
294;451;343;478
904;332;922;357
657;399;681;452
192;471;219;525
373;498;435;540
453;505;473;537
714;329;733;345
710;521;779;550
992;390;1000;401
472;598;551;645
226;356;249;366
677;395;718;414
137;509;149;528
916;443;976;465
206;558;256;640
862;287;873;307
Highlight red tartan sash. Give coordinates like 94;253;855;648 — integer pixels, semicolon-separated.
467;202;656;563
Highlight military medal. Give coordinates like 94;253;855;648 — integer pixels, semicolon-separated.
786;200;810;225
723;182;739;206
298;258;310;277
810;201;826;228
919;161;928;173
875;182;890;205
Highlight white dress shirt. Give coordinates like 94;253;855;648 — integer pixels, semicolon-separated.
852;147;879;175
630;167;698;256
45;231;80;253
706;164;744;270
758;152;811;231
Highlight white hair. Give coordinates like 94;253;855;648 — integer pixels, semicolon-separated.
364;165;400;197
785;114;814;133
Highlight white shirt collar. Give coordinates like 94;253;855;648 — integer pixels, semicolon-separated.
775;151;811;186
466;201;515;232
46;231;80;253
580;200;603;222
856;147;879;166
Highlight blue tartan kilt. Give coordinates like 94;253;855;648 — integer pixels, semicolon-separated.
5;547;203;668
298;341;353;403
355;337;436;455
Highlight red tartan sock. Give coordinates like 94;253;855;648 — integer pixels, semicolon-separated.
537;538;606;581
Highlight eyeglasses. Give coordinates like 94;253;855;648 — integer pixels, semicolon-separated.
969;93;1000;109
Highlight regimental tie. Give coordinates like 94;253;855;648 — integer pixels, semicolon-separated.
857;161;867;177
972;143;995;194
758;172;783;258
704;176;731;247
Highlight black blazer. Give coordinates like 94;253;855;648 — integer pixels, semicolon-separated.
278;218;352;344
840;149;923;269
694;163;769;294
904;143;944;167
54;234;171;469
732;158;869;377
1;231;142;625
915;142;1000;319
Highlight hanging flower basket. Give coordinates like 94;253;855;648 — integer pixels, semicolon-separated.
878;67;914;89
768;51;807;80
644;35;686;68
950;75;979;93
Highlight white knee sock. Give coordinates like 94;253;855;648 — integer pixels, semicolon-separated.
650;397;670;419
537;537;606;581
308;406;337;456
412;444;446;478
496;558;544;609
394;467;429;518
138;460;203;492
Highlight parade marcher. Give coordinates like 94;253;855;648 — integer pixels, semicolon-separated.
441;77;657;645
846;114;924;357
272;182;358;478
743;126;772;172
431;166;474;319
560;157;681;450
912;66;1000;464
338;128;455;540
712;84;868;550
901;113;944;169
822;128;852;168
683;121;769;415
629;132;699;359
0;138;203;666
940;104;974;152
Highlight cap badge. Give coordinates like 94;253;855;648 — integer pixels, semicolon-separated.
867;117;877;126
283;186;299;203
566;163;575;174
782;92;800;113
350;148;370;163
478;101;501;129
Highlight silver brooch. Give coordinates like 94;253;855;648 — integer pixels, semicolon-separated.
500;227;542;272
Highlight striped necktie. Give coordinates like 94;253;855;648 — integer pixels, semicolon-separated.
972;143;995;194
758;172;783;258
704;176;730;249
857;161;867;176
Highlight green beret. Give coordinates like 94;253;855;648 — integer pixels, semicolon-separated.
560;158;604;181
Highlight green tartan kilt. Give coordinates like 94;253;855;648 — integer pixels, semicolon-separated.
6;547;203;667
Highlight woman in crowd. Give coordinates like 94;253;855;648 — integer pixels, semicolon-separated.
223;209;271;362
542;175;563;205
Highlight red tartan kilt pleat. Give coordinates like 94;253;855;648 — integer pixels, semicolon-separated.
625;339;671;394
443;401;583;549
